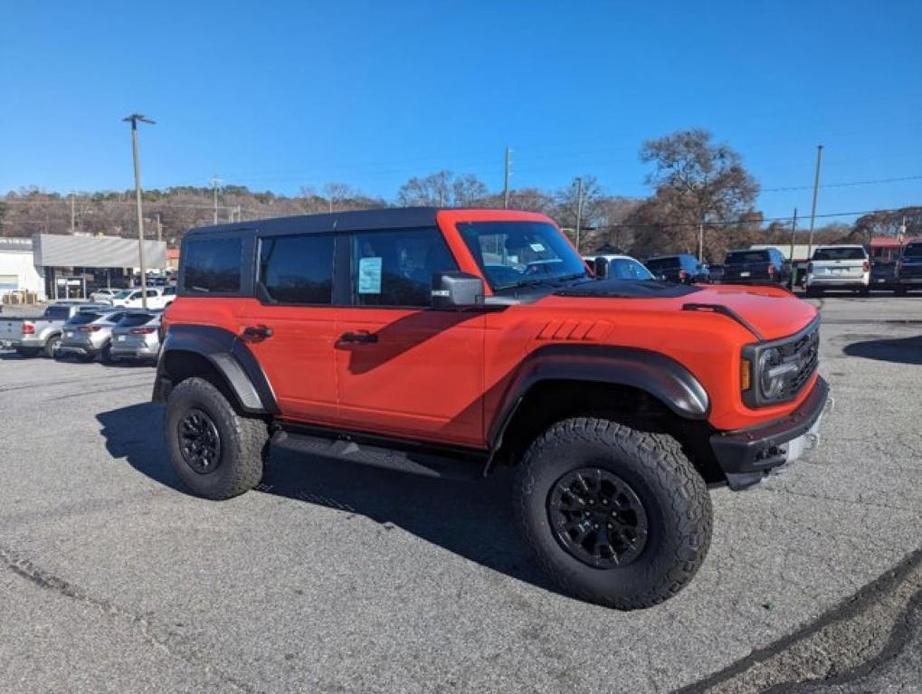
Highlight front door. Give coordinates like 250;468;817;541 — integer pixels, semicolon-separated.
237;231;340;425
334;227;485;448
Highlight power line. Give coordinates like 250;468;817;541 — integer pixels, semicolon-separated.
762;173;922;193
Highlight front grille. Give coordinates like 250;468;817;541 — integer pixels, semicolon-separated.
777;323;820;399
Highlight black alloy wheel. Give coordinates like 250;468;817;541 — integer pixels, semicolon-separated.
547;467;648;568
179;408;222;474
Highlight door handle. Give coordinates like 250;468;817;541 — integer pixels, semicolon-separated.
241;325;273;342
339;330;378;344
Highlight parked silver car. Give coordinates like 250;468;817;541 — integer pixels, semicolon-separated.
0;302;108;358
109;312;162;363
57;308;130;362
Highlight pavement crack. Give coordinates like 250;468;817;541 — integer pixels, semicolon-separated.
0;544;259;693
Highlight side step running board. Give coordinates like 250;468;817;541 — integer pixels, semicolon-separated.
271;430;484;481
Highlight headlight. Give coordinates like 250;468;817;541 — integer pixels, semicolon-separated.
758;348;784;399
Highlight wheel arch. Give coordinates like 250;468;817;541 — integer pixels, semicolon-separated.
153;325;278;416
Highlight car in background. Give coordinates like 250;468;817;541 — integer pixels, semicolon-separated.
707;263;725;284
805;245;870;296
0;302;108;358
107;287;171;309
109;311;162;364
644;254;710;283
160;285;177;306
90;288;118;303
57;307;130;362
582;254;655;280
870;261;898;291
721;248;790;286
895;241;922;295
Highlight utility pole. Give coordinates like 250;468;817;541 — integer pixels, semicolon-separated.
574;177;584;252
698;174;708;263
503;146;511;209
70;192;76;234
123;113;155;309
236;204;241;222
806;145;824;259
156;212;162;242
789;208;798;285
211;175;222;224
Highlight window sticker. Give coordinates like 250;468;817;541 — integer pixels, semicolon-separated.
358;256;383;294
530;242;546;252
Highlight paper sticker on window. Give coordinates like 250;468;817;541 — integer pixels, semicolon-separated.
530;243;546;252
358;257;383;294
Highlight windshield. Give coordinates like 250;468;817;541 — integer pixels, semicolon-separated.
112;289;133;299
609;258;655;280
904;243;922;258
645;257;680;271
725;250;769;265
813;247;866;261
116;313;155;328
457;221;588;290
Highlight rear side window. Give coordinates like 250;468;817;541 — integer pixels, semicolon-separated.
68;312;102;326
183;237;242;293
813;247;866;261
43;306;70;320
352;228;458;306
117;313;154;328
646;257;680;270
258;234;334;304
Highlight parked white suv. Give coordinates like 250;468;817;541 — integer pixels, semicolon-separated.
108;287;171;309
805;245;870;296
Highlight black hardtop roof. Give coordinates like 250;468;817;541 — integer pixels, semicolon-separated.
184;207;442;238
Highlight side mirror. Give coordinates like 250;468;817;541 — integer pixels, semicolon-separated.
593;256;609;278
431;272;485;308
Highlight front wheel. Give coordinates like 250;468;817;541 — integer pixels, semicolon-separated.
514;417;712;610
165;377;269;499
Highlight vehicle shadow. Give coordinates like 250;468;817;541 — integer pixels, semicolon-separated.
96;402;560;596
843;335;922;365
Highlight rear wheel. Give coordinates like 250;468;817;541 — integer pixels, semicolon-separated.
43;335;62;358
165;377;269;499
514;417;712;610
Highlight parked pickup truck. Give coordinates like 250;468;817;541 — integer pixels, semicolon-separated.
721;247;791;286
805;245;870;296
0;302;106;357
108;287;172;309
154;207;829;610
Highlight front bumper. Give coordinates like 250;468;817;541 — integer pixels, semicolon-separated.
711;377;830;490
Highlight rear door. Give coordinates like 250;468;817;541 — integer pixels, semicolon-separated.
236;231;341;425
334;226;485;448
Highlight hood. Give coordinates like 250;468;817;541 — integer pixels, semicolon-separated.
550;279;817;341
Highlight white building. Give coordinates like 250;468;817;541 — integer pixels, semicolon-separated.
0;238;44;300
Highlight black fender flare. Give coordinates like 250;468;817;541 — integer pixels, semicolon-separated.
488;344;710;451
153;325;279;415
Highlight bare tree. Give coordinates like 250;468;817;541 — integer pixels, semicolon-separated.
397;171;488;207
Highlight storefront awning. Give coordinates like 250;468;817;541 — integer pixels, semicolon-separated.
32;234;166;269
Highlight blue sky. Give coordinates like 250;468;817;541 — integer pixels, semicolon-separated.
1;0;920;222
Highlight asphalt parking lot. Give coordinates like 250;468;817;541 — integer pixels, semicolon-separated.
1;295;921;693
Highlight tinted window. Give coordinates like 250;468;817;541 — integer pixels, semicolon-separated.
68;312;102;326
43;306;70;320
725;250;770;265
183;237;242;293
116;313;154;328
353;228;458;306
259;234;334;304
645;257;680;270
162;287;176;296
813;247;866;261
904;243;922;258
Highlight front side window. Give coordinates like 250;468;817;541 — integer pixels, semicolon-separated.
353;228;458;306
259;234;334;304
457;221;587;291
183;237;242;293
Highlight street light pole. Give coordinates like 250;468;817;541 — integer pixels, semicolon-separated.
123;113;155;309
806;145;823;259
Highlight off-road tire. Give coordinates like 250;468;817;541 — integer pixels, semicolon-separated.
43;335;61;358
514;417;712;610
15;347;40;358
165;377;269;500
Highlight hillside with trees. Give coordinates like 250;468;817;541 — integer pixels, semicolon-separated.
1;129;915;262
